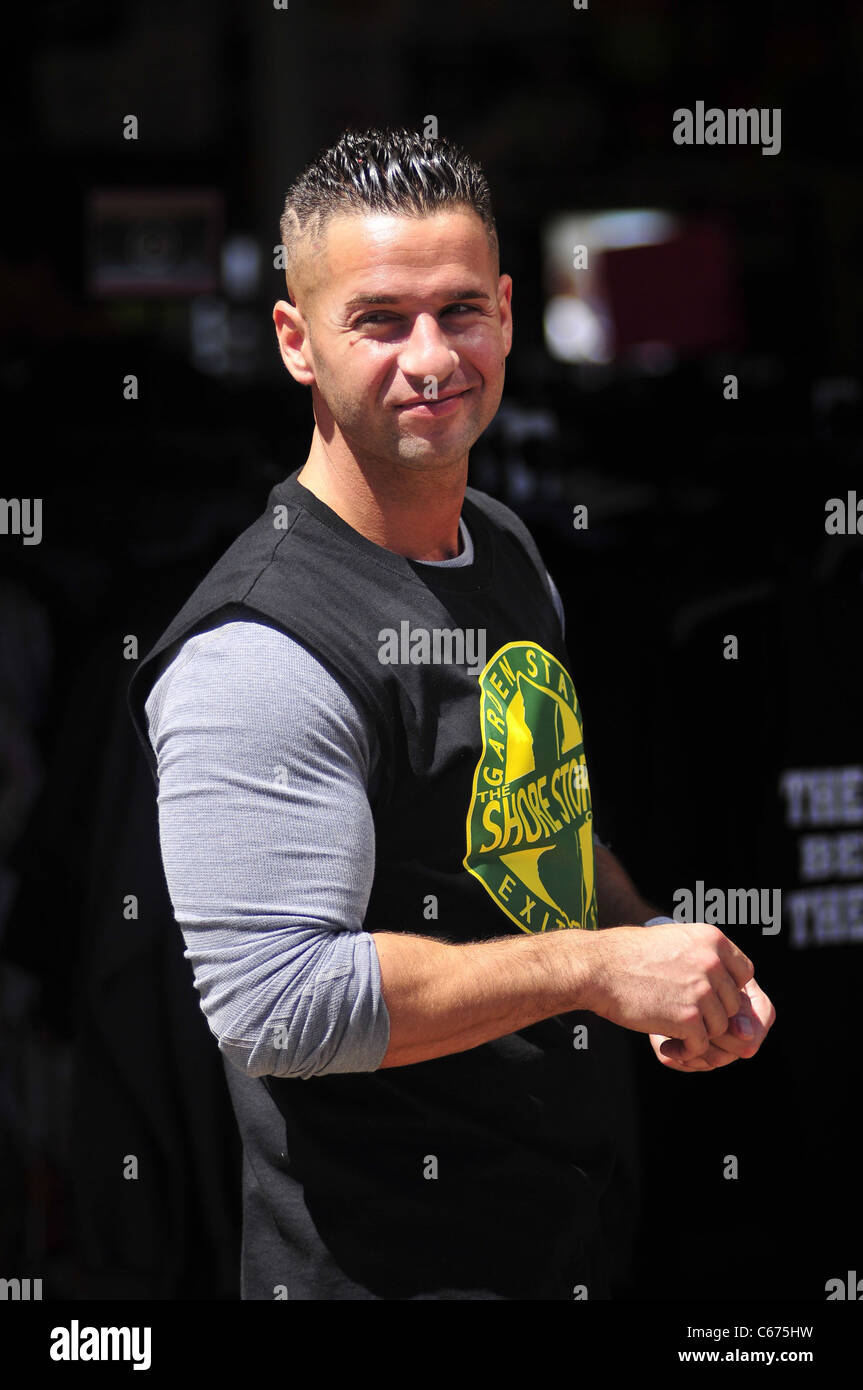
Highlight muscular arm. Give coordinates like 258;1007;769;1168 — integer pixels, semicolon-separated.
373;843;668;1068
145;599;765;1078
372;929;600;1069
372;805;765;1068
373;910;755;1068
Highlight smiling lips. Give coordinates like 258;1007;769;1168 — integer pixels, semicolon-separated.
395;388;470;410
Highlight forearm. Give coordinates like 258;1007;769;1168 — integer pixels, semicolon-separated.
372;928;600;1069
594;842;664;928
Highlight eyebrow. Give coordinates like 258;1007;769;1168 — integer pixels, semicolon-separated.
343;287;492;313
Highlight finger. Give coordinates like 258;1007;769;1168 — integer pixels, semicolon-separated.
674;1055;736;1072
665;1052;711;1071
659;1036;738;1069
678;1014;711;1059
710;988;774;1059
713;965;750;1029
663;1047;737;1071
699;990;730;1041
654;978;770;1071
745;978;777;1032
729;989;759;1040
710;991;759;1055
656;1036;709;1069
716;934;755;989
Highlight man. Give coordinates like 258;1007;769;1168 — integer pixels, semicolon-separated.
128;128;775;1301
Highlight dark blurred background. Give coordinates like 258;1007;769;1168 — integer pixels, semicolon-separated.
1;0;861;1300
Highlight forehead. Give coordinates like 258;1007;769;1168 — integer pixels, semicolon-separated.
318;209;495;292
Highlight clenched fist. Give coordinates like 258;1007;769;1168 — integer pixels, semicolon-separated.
650;975;776;1071
585;921;769;1062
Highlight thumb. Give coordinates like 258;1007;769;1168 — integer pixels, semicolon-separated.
730;989;755;1038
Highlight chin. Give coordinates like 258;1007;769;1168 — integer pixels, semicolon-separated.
393;443;467;471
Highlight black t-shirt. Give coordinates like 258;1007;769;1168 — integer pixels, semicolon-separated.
128;469;628;1300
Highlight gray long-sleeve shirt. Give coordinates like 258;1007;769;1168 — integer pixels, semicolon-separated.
144;516;602;1081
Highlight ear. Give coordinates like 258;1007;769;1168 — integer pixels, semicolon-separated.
273;299;315;387
498;273;514;356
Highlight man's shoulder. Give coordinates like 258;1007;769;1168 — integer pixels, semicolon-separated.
464;486;550;587
463;485;527;534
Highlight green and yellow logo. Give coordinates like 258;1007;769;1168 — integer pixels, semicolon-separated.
464;641;597;934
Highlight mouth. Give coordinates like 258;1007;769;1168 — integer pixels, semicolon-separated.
394;388;472;416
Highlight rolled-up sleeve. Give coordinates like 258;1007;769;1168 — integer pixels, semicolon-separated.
144;619;390;1080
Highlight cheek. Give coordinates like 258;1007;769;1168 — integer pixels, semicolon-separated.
353;346;400;393
467;329;506;371
321;351;387;409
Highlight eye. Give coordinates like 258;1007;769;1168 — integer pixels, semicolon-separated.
354;303;481;328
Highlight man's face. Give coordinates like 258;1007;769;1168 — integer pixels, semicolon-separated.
273;208;513;475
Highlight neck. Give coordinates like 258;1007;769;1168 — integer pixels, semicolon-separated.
296;428;467;561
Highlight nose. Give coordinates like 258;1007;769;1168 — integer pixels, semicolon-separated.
397;312;457;388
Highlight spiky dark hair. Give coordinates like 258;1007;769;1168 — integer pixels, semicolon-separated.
279;127;499;303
